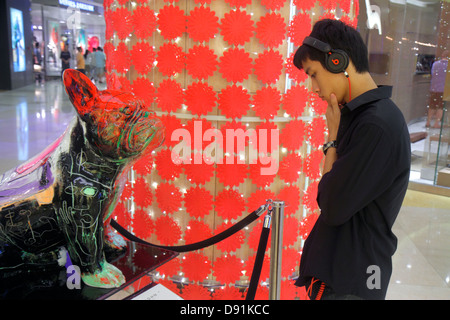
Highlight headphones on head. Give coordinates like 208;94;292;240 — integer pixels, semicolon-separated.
303;36;349;74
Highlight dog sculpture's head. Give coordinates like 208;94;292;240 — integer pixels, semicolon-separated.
63;69;164;161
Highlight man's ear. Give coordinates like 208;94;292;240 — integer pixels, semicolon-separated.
63;69;99;116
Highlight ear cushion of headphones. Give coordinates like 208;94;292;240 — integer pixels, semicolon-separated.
326;49;349;73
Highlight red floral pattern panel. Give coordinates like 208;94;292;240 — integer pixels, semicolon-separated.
104;0;359;300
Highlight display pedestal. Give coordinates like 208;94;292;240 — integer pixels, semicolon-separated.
0;242;178;300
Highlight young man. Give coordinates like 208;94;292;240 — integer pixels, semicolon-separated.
293;19;411;300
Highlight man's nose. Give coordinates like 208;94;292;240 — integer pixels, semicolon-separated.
311;81;320;94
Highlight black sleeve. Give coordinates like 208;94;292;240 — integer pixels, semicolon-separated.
316;123;394;226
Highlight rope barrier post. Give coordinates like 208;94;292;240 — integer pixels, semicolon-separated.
269;200;284;300
245;213;271;300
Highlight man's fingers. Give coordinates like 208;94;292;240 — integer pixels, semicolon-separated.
330;93;339;109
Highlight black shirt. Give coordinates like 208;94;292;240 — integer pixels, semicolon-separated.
295;86;411;299
60;51;71;69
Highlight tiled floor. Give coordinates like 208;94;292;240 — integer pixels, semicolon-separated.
387;190;450;299
0;80;449;299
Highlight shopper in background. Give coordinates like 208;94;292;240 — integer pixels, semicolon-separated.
60;45;71;78
292;19;411;300
90;47;97;83
84;50;91;78
95;46;106;83
426;50;448;129
76;47;85;75
33;42;43;84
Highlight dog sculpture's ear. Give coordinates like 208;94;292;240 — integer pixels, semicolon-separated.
63;69;99;116
106;72;123;91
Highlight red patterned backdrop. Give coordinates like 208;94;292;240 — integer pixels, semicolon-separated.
104;0;358;299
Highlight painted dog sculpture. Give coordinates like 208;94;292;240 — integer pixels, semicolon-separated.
0;69;164;288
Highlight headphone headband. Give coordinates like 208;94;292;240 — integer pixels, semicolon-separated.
303;36;332;54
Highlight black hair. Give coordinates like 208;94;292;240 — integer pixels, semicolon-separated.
293;19;369;73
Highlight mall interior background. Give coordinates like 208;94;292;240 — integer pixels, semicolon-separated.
0;0;448;299
7;0;447;189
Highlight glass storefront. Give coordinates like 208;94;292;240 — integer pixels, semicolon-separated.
30;0;106;78
358;0;449;190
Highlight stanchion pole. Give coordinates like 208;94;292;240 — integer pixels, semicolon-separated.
269;200;284;300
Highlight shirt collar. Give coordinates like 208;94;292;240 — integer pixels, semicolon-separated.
342;86;393;114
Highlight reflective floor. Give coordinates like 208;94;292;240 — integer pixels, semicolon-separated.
388;190;450;299
0;80;449;299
